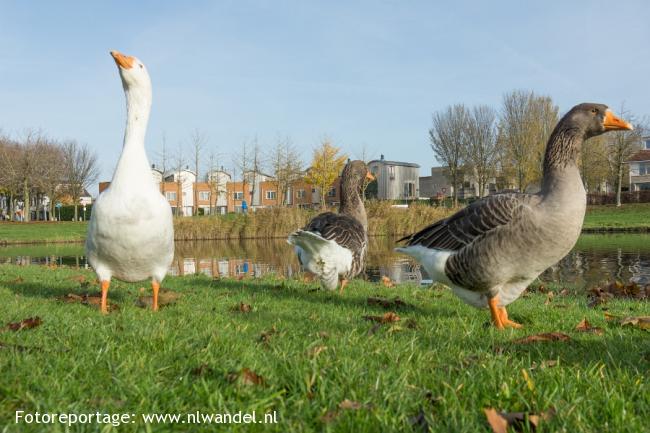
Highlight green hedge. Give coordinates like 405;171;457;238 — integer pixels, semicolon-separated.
54;204;93;221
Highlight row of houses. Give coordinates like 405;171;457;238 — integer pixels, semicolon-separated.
94;140;650;216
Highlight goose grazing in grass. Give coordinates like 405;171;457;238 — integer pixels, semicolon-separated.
86;51;174;314
397;103;632;329
288;160;375;292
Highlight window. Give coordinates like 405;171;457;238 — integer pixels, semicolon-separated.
328;187;337;197
645;139;650;150
233;192;244;200
165;192;177;201
311;188;317;194
296;189;306;199
403;182;415;198
265;191;277;200
199;191;210;201
388;165;395;180
639;162;649;176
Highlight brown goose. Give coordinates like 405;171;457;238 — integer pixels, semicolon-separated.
288;160;374;292
397;103;632;329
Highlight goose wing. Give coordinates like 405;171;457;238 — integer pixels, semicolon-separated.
398;193;535;251
304;212;366;253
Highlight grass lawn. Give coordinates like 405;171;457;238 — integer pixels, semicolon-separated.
0;265;648;432
0;222;88;244
583;203;650;231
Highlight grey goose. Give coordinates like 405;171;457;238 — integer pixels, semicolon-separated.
396;103;632;329
288;160;375;292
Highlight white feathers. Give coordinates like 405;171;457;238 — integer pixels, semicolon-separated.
288;229;353;290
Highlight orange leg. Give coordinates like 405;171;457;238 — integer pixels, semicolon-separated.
498;307;522;329
100;280;110;315
339;279;348;295
152;281;160;312
488;297;504;329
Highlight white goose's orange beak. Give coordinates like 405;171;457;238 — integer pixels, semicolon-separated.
603;110;633;131
110;50;134;69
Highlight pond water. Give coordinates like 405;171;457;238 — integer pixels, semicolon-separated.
1;234;649;289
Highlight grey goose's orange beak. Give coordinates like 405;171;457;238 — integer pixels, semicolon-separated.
366;171;376;181
603;110;633;131
110;50;135;69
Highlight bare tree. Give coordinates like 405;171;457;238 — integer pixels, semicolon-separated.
579;134;610;194
604;104;645;206
62;140;100;221
267;135;303;205
466;105;498;197
233;139;250;211
429;104;470;206
206;149;224;214
189;129;207;215
173;142;187;216
498;90;558;192
36;139;66;220
156;132;169;194
0;135;21;220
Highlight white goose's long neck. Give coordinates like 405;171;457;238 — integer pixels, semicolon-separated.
111;84;153;188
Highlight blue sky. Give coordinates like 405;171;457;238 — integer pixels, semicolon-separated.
1;1;649;193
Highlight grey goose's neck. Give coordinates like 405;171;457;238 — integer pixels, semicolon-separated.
339;183;367;229
540;126;584;195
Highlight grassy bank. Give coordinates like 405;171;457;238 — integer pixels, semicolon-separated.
0;264;648;432
0;202;648;245
583;203;650;231
0;222;88;245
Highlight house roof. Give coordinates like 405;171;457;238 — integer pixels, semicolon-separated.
368;159;420;168
627;150;650;162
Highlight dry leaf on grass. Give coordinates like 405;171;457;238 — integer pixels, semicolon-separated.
484;407;555;433
367;296;408;309
381;276;395;288
227;368;264;386
530;360;558;370
544;291;554;305
620;316;650;330
231;302;252;313
363;312;400;324
511;332;571;344
308;345;328;358
338;399;363;410
259;326;277;343
136;289;181;309
3;317;42;332
58;293;119;312
575;318;604;335
190;364;213;377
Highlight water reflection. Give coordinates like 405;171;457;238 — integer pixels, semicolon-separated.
1;234;649;289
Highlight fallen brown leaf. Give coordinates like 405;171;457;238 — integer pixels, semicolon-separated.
367;296;408;309
544;291;554;305
308;345;328;358
69;275;86;283
3;317;42;332
231;302;252;313
58;293;119;312
227;368;264;386
484;407;555;433
259;326;277;343
136;289;181;309
484;408;508;433
530;360;558;370
381;276;395;288
619;316;650;330
511;332;571;344
320;410;339;423
363;312;400;324
338;399;363;410
575;318;604;335
190;364;213;376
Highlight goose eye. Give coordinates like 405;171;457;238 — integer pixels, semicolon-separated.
591;108;598;114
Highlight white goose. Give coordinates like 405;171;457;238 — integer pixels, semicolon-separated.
86;51;174;314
